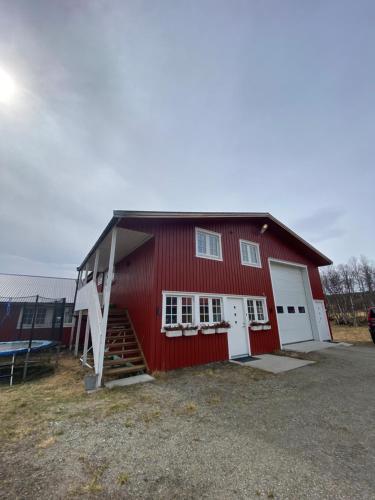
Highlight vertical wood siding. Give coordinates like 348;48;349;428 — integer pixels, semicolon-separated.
110;238;156;368
114;218;328;369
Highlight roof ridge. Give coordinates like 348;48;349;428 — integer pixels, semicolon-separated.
0;272;75;281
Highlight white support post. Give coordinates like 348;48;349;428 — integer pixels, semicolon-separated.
82;316;90;364
69;270;82;350
93;249;100;282
97;228;117;387
74;311;83;357
74;265;89;356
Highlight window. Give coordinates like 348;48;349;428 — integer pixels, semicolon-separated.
195;228;222;261
287;306;295;314
277;306;284;314
64;307;73;324
35;307;47;325
247;298;267;323
181;297;193;323
22;307;34;325
199;297;223;323
240;240;261;267
298;306;306;314
165;295;194;325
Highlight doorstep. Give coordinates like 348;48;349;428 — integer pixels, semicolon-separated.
105;373;155;389
232;354;315;374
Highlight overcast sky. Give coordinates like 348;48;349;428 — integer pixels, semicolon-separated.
0;1;374;278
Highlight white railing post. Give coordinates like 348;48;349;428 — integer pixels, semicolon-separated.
97;228;117;387
75;264;89;357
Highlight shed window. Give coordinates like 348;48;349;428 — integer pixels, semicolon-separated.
240;240;261;267
298;306;306;314
277;306;284;314
165;295;194;325
287;306;295;314
247;298;267;323
196;228;222;260
22;307;34;325
199;297;222;323
35;307;47;325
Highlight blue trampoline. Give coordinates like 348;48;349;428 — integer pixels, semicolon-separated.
0;340;55;357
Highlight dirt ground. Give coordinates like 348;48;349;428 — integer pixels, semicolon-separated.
1;336;375;499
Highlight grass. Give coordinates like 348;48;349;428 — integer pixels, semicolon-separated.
331;324;372;344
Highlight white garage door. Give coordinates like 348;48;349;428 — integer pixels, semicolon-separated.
271;262;314;345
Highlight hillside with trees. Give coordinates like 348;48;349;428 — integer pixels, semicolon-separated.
320;256;375;326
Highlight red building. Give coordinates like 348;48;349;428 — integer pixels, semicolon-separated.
0;274;76;345
74;211;332;383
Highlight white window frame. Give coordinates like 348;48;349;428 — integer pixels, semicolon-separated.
163;294;195;327
199;296;223;324
239;239;261;268
161;291;269;331
195;227;223;261
246;297;268;324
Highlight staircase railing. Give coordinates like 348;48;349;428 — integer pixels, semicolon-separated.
75;280;104;385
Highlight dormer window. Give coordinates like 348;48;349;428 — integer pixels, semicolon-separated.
195;228;222;261
240;240;261;268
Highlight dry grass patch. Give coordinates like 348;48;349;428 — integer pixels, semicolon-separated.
331;324;371;344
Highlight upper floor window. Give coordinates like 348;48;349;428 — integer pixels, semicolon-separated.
240;240;261;268
195;228;222;261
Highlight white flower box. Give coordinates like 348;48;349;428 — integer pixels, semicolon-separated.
201;328;216;335
183;328;198;336
216;327;228;334
250;325;271;331
165;330;183;338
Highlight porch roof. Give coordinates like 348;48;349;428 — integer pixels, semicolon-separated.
77;210;332;271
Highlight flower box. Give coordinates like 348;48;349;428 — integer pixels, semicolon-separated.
201;327;216;335
165;329;183;338
216;327;228;334
183;327;198;336
250;324;271;331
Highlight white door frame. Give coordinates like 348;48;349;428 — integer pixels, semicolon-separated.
268;258;320;348
313;299;332;341
224;296;251;358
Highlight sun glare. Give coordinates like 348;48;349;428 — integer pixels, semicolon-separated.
0;67;17;104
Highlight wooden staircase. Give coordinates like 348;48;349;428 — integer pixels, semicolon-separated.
101;309;147;380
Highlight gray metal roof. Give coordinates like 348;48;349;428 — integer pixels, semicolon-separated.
0;274;76;303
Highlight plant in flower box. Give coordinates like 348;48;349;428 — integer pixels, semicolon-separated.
182;324;199;336
215;320;231;333
164;323;183;337
250;321;271;331
200;324;216;335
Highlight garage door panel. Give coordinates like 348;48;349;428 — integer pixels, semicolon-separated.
271;263;313;345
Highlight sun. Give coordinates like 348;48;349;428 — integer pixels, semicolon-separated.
0;67;17;104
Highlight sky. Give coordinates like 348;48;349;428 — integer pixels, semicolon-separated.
0;0;374;278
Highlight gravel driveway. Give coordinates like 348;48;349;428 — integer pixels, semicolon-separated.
1;345;375;499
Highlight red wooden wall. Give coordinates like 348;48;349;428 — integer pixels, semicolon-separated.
114;218;329;370
0;303;71;345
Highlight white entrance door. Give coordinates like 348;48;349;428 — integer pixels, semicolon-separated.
227;298;250;358
270;262;314;345
314;300;331;341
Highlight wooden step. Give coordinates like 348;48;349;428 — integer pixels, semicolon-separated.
105;348;140;357
103;356;143;366
103;364;146;376
106;341;137;348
